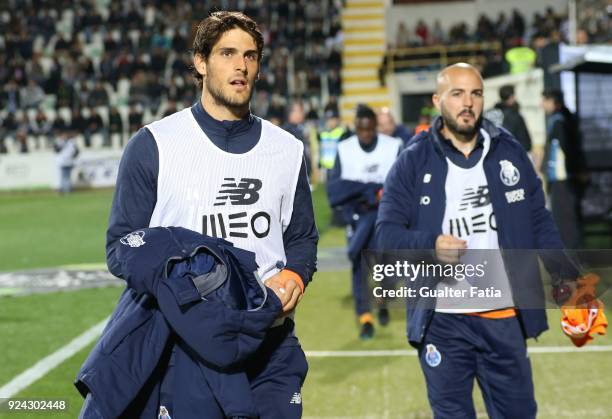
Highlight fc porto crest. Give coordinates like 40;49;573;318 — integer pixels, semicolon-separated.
120;231;146;248
425;344;442;367
499;160;520;187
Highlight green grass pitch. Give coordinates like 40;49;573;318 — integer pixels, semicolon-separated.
0;188;611;418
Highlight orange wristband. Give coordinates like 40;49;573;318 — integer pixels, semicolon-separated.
278;269;305;294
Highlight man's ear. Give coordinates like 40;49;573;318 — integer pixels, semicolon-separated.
432;93;441;112
194;54;206;78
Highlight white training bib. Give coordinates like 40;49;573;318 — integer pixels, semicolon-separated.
436;129;514;313
337;133;402;183
146;109;303;282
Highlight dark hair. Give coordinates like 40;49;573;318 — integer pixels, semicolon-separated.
191;11;264;89
542;88;565;107
499;84;515;102
355;103;376;121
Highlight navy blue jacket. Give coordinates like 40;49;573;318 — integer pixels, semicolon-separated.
326;136;386;261
376;117;567;345
76;227;282;419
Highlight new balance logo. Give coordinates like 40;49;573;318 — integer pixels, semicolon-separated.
214;178;262;206
365;164;379;173
459;185;490;211
289;392;302;404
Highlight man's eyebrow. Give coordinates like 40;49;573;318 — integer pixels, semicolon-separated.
216;46;258;56
216;46;238;53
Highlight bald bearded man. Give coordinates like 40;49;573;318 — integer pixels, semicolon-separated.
376;63;568;419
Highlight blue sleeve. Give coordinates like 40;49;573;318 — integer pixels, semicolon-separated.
375;152;438;250
283;158;319;287
106;128;158;278
326;154;381;208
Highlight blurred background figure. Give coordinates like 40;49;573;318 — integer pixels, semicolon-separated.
327;104;402;340
319;109;351;176
377;107;413;146
414;114;431;135
541;88;586;249
283;101;312;176
484;84;532;152
54;129;79;195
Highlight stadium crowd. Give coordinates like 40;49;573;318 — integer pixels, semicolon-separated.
0;0;343;153
387;4;611;77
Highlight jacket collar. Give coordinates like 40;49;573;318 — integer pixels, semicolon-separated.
430;115;501;156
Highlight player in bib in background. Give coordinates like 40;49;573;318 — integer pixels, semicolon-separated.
104;12;317;419
327;104;402;339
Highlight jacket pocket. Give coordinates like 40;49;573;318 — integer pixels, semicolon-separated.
99;291;154;354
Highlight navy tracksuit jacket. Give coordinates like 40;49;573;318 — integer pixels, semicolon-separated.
76;227;283;418
376;117;572;345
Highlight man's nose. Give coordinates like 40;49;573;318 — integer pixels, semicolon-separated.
463;94;473;108
234;55;247;73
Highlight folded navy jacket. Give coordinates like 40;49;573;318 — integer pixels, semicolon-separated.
75;227;282;419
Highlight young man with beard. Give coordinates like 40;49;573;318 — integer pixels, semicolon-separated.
103;12;317;418
376;63;567;418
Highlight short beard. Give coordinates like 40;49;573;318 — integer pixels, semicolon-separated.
441;105;482;142
205;74;253;115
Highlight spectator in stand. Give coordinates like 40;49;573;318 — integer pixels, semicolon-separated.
56;79;76;109
88;81;110;108
328;68;342;97
87;107;108;146
128;104;143;137
29;108;54;149
1;80;20;113
430;20;445;45
0;112;18;153
267;95;286;122
108;106;124;147
505;40;536;74
377;107;413;146
396;22;411;48
15;114;30;153
20;79;45;109
162;100;178;119
324;96;340;117
415;20;429;46
71;108;88;146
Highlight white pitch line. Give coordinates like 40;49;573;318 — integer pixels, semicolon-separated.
1;316;610;400
305;345;612;357
0;317;109;399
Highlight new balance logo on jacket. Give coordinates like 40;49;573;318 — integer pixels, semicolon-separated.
289;392;302;404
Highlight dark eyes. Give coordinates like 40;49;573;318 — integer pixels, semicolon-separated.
451;91;483;97
220;50;257;61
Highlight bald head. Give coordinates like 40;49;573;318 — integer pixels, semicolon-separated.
436;63;483;95
433;63;484;143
